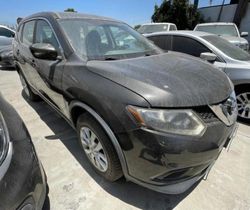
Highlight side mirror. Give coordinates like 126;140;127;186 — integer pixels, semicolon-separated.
200;52;217;62
241;32;248;37
30;43;58;60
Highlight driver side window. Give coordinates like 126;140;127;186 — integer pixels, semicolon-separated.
172;36;211;57
34;20;59;50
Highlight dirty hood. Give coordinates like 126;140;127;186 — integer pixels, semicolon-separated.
87;52;232;107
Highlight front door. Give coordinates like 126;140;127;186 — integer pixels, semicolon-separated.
32;19;69;117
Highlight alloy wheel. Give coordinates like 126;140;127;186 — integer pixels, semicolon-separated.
80;126;108;172
237;92;250;119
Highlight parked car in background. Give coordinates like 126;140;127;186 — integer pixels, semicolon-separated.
194;22;249;51
0;94;46;210
0;36;14;68
0;25;15;38
14;12;237;194
146;31;250;122
137;22;177;35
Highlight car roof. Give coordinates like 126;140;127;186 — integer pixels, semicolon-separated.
141;22;175;26
21;11;121;23
196;22;236;26
0;25;15;32
145;30;212;37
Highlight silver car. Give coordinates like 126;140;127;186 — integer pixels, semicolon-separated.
0;36;14;68
194;22;249;51
146;31;250;122
0;25;15;38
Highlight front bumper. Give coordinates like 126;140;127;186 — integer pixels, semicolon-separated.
118;118;235;194
0;138;47;210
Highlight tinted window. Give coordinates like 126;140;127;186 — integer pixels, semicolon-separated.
148;35;172;51
195;25;238;37
169;25;177;31
172;36;211;57
22;21;35;45
35;20;59;50
138;24;170;34
203;35;250;61
0;27;14;38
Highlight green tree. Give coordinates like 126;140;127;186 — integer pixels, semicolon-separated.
134;24;141;30
151;0;203;30
64;8;77;12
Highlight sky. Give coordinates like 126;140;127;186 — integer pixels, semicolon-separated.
0;0;230;27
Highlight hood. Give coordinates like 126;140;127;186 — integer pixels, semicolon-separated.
222;36;248;44
87;52;232;107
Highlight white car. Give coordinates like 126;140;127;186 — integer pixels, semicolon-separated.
194;22;249;51
137;23;177;35
0;25;15;38
146;30;250;121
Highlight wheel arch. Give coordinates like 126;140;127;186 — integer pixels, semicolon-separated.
234;83;250;93
69;100;129;177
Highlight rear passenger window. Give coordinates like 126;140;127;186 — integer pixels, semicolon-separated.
169;25;177;31
0;27;15;38
148;35;172;51
34;20;59;50
22;21;35;45
172;36;211;57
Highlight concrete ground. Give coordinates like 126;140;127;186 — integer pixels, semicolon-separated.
0;69;250;210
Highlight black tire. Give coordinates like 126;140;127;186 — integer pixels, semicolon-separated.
235;88;250;123
19;72;40;101
77;113;123;181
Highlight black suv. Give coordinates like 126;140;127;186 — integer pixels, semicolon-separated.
13;12;237;194
0;94;47;210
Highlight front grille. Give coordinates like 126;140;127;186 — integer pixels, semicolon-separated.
193;106;219;124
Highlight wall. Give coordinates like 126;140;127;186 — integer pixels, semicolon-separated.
199;3;250;42
199;4;237;22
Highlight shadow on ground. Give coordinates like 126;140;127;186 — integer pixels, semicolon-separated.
0;66;16;71
23;92;199;210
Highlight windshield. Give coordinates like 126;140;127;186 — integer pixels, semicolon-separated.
196;25;238;37
203;35;250;61
138;24;170;34
59;19;161;60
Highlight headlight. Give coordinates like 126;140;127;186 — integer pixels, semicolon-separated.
0;112;9;165
127;106;206;136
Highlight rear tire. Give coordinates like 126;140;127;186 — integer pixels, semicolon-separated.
19;72;40;101
77;113;123;181
236;88;250;123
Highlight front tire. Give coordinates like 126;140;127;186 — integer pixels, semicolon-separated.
77;113;123;181
19;72;40;101
236;89;250;123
